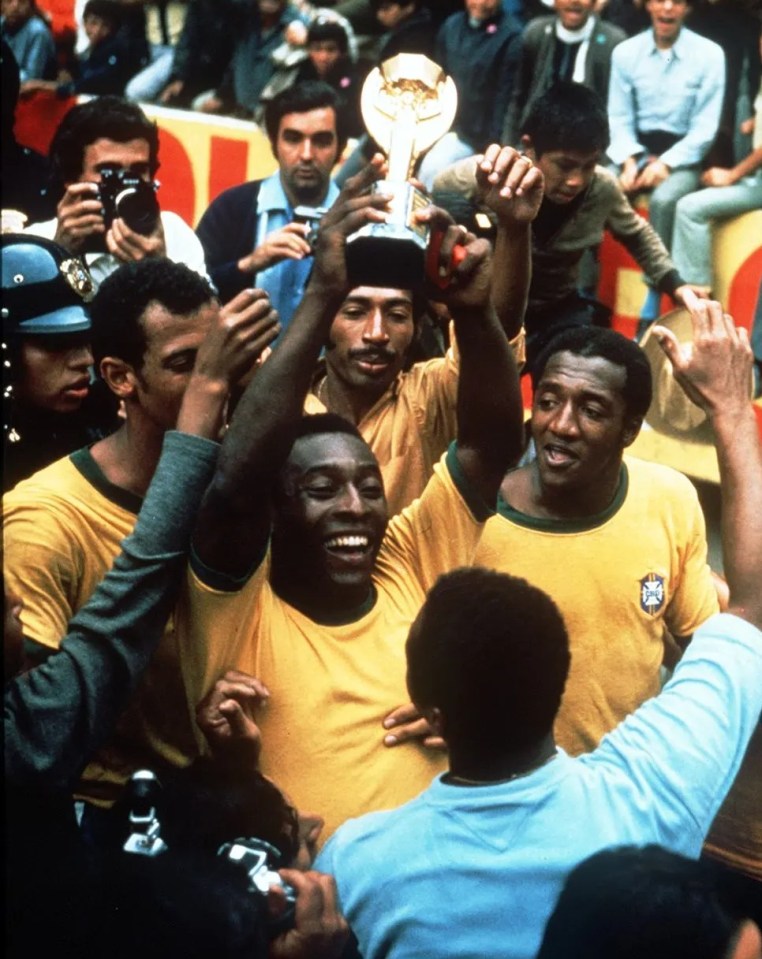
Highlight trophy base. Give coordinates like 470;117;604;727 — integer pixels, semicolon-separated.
346;181;430;290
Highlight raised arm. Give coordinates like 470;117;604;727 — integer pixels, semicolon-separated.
425;216;524;508
193;160;392;579
653;302;760;627
476;143;544;340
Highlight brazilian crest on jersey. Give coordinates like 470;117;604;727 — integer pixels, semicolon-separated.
640;573;665;615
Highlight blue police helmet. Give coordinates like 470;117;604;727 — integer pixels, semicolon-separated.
1;234;94;336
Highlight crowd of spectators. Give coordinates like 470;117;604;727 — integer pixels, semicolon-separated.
3;1;762;958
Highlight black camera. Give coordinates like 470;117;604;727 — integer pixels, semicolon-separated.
293;204;328;251
218;837;297;934
96;165;161;236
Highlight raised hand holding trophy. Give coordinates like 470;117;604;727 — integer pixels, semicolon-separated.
346;53;458;288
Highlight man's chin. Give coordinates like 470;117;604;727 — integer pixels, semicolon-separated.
292;178;328;206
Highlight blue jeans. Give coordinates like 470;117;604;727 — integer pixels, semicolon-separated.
670;175;762;287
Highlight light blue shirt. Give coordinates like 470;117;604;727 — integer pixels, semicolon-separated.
316;613;762;959
254;172;340;330
607;27;725;169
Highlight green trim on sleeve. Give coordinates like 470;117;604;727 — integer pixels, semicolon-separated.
446;442;495;523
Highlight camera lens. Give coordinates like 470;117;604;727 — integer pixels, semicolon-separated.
115;185;160;236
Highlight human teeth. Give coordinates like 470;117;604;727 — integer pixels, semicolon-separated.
326;535;369;548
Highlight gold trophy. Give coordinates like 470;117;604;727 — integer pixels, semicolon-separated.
346;53;458;288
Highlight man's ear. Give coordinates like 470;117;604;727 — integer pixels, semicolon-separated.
622;416;643;448
100;356;139;399
520;135;537;162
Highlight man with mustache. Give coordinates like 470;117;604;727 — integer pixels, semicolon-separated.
308;143;542;517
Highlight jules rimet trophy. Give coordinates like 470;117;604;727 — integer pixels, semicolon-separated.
345;53;458;288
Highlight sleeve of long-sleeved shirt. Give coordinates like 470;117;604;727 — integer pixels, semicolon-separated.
602;169;684;292
587;614;762;855
3;431;219;792
14;20;55;81
660;45;725;169
607;43;645;165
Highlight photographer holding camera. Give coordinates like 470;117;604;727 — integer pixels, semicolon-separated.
24;95;207;287
196;81;344;330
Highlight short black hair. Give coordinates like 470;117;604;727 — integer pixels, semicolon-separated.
537;845;743;959
521;81;610;157
531;326;652;420
293;411;365;444
307;18;349;52
407;568;570;761
48;96;161;186
264;81;347;157
82;0;122;27
90;258;216;369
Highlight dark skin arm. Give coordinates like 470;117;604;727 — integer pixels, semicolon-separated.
476;144;544;340
435;225;525;509
193;159;392;577
653;302;761;629
384;212;525;749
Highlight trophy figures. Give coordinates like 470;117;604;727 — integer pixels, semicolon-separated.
346;53;458;288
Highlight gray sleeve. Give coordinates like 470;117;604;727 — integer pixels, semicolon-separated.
603;172;682;289
3;431;219;791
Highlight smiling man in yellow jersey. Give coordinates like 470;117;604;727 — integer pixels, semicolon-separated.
176;158;525;842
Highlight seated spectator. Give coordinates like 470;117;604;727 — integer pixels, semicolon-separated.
598;0;650;35
24;96;207;286
153;0;240;108
433;83;704;363
315;300;762;958
501;0;626;146
537;846;762;959
370;0;436;60
1;0;56;81
607;0;725;271
196;82;343;326
177;160;523;843
1;235;120;492
687;0;761;170
416;0;522;190
1;40;57;224
671;78;762;297
258;12;365;138
22;0;138;96
196;0;306;118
